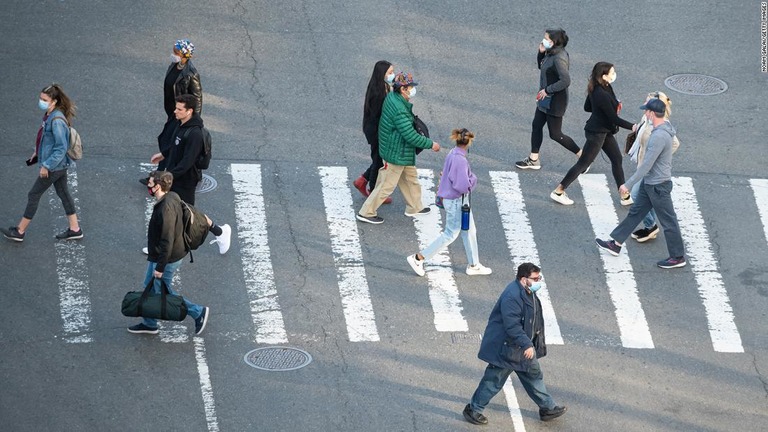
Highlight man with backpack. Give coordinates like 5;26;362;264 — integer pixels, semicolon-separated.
150;94;210;206
128;171;230;335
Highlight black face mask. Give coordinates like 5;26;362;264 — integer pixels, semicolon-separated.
147;185;157;196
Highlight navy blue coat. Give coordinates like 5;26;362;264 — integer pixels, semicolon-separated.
478;280;547;371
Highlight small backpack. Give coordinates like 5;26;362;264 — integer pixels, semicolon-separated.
180;200;210;263
182;126;212;170
51;116;83;160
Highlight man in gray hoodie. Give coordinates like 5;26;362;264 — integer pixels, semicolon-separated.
595;98;686;269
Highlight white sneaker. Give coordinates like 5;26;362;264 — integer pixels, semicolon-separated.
620;195;634;206
550;190;574;205
210;224;231;254
142;247;149;255
466;263;492;276
407;254;425;276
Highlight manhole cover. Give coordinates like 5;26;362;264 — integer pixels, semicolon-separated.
196;174;217;193
664;74;728;95
244;347;312;371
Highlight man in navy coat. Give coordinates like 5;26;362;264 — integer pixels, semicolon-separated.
463;262;567;425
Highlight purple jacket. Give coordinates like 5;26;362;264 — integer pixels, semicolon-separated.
436;147;477;199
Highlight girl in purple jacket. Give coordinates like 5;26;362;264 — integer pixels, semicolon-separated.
407;128;492;277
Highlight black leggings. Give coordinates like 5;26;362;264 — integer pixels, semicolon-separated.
560;131;625;190
24;169;76;219
530;109;580;154
362;128;384;190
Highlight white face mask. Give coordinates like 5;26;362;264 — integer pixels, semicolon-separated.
542;38;553;50
604;71;616;84
170;54;182;63
408;87;417;98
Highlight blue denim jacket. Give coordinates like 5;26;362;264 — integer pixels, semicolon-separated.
39;109;72;171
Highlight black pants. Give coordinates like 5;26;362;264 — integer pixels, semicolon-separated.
530;109;580;154
560;130;625;189
24;169;76;219
362;128;384;190
172;185;196;205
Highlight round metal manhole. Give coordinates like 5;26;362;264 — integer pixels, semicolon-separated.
244;347;312;371
195;174;217;193
664;74;728;96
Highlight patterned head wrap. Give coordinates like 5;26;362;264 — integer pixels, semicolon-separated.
393;72;418;88
174;39;195;58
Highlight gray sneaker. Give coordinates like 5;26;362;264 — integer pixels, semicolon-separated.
515;156;541;170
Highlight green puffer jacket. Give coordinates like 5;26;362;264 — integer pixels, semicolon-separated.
378;92;433;166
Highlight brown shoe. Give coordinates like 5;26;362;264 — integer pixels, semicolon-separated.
353;176;369;197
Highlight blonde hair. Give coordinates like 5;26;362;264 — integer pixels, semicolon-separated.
647;91;672;118
450;128;475;146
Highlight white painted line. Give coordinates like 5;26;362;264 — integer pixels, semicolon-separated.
231;164;289;344
318;167;379;342
490;171;563;345
503;378;526;432
750;179;768;245
414;169;468;332
672;177;743;353
49;170;92;343
140;163;189;343
579;174;654;349
194;337;220;432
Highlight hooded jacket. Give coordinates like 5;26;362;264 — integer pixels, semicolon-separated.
147;191;187;272
164;114;204;190
377;91;433;166
537;47;571;117
624;121;677;189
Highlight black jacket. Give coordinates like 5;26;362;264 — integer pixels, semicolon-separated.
537;47;571;117
166;61;203;116
584;84;634;134
164;114;204;190
147;192;187;272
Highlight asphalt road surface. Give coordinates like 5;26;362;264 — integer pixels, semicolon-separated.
1;1;767;431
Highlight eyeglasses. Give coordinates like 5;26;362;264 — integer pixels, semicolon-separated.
527;274;543;282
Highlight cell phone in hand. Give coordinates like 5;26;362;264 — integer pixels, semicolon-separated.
26;155;38;166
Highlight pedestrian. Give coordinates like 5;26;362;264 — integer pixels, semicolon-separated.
595;98;687;269
626;91;680;243
150;94;205;205
356;72;440;225
128;171;211;335
550;62;635;206
463;262;567;425
515;28;583;170
2;84;83;242
141;38;202;181
353;60;394;205
406;128;492;276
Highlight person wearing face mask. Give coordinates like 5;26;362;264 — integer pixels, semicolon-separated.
141;39;202;182
551;62;635;206
2;84;83;242
463;262;567;426
356;72;440;224
516;29;583;170
596;98;687;269
353;60;395;204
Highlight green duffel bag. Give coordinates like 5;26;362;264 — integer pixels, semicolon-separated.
121;278;188;321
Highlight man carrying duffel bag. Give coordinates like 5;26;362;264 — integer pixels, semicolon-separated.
126;170;209;335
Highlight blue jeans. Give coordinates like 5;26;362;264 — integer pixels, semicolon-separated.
141;260;203;328
630;180;656;229
420;196;479;265
469;359;555;413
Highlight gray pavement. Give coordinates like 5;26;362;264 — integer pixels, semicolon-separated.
1;1;767;431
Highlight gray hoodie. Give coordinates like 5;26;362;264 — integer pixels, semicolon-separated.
624;121;677;188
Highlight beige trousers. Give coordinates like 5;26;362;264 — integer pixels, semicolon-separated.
359;162;424;217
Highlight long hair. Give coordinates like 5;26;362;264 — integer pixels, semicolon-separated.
363;60;392;122
649;91;673;118
587;62;614;94
545;28;568;48
42;84;76;122
450;128;475;146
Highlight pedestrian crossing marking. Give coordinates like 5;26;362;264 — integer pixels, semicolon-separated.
750;179;768;245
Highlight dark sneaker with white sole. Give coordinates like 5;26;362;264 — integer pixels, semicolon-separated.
55;228;83;240
657;256;687;269
540;405;567;421
2;227;25;242
631;225;659;242
462;404;488;425
515;156;541;170
356;213;384;224
595;238;622;256
128;323;159;334
404;207;431;217
195;307;210;335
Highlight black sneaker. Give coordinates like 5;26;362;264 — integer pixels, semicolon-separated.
139;177;149;186
356;213;384;224
404;207;431;217
462;404;488;425
127;323;159;334
595;238;621;256
2;226;25;242
540;405;567;421
195;307;210;335
515;156;541;170
55;228;83;240
631;225;659;243
657;256;687;269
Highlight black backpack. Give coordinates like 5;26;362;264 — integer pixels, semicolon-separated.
182;126;212;170
180;200;210;263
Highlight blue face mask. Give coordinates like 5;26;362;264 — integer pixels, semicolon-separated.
529;281;542;293
38;99;49;111
385;73;395;85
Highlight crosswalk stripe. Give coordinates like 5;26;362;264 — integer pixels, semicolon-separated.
231;164;289;344
750;179;768;244
503;378;527;431
490;171;564;345
50;170;93;343
318;167;379;342
579;174;654;349
414;169;468;332
194;337;220;432
672;177;743;353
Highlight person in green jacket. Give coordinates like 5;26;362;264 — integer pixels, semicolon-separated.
357;72;440;224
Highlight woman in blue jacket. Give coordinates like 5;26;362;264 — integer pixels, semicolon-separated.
2;84;83;242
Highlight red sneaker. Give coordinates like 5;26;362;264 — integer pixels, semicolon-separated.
352;176;369;197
